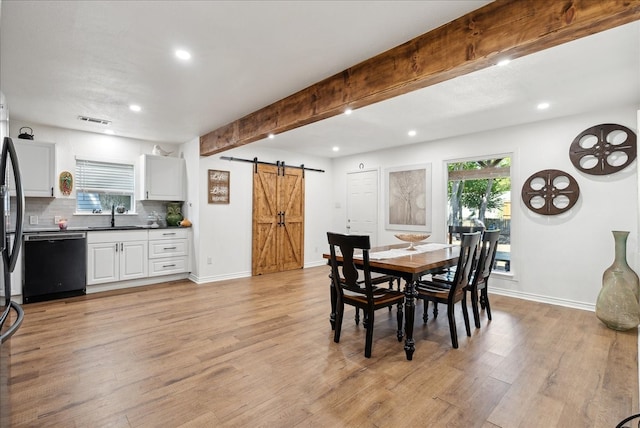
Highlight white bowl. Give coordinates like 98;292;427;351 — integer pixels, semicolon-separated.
394;233;430;250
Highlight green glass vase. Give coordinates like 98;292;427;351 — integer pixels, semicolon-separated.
166;202;183;227
595;231;640;331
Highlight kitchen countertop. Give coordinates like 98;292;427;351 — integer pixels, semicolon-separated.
22;225;184;234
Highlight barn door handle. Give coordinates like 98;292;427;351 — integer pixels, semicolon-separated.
281;211;285;226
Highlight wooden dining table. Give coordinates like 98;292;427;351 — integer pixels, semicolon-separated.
323;242;460;360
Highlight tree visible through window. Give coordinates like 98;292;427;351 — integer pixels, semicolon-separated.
75;158;135;213
447;157;511;272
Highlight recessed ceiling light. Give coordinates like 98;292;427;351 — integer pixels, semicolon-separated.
344;108;353;115
129;104;141;112
332;146;340;152
268;133;275;139
104;129;115;135
537;102;550;110
497;59;511;66
175;49;191;60
408;130;417;137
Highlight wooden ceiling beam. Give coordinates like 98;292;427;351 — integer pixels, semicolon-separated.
200;0;640;157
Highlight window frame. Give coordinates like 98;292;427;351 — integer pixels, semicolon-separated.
444;153;513;275
75;156;136;214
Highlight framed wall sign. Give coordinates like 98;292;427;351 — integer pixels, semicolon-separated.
385;163;432;232
208;169;230;204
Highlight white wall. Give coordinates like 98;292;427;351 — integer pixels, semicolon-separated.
13;105;638;311
10;121;179;170
190;143;333;283
330;105;638;310
8;120;183;198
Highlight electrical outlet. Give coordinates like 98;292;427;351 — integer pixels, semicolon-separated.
54;216;61;224
29;215;38;225
207;257;212;265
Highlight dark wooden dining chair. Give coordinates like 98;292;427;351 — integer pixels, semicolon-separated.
468;229;500;328
327;232;405;358
354;274;401;325
415;231;481;349
448;225;485;244
427;225;486;281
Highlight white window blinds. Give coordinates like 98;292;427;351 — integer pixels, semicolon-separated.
76;159;134;194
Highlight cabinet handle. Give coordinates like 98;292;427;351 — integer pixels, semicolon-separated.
162;264;176;268
163;247;177;250
115;243;119;252
120;243;123;251
146;191;149;199
162;232;176;236
50;187;54;197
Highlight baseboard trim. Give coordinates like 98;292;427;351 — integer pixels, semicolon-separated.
191;261;327;285
489;287;595;312
190;271;251;284
87;273;190;294
305;260;328;269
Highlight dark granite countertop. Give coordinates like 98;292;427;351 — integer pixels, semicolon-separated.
21;225;181;234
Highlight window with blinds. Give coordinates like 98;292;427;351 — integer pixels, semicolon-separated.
75;158;135;213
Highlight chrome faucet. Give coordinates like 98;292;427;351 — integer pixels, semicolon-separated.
111;204;115;227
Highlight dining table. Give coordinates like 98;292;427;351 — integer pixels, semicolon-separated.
323;241;460;360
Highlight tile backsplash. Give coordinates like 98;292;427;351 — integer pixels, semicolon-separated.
17;198;173;229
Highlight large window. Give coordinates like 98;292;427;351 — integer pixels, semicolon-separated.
447;156;511;272
75;158;135;213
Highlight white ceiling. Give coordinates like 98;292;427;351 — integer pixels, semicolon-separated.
1;1;638;159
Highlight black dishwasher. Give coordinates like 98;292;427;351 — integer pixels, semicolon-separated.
23;233;87;303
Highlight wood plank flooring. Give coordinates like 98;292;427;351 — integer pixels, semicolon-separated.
1;266;638;427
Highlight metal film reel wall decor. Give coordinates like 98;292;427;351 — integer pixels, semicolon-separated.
521;169;580;215
569;123;637;175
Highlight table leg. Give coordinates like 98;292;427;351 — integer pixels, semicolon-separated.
403;278;416;360
329;275;336;330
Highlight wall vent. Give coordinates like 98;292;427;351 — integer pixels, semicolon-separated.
78;115;111;126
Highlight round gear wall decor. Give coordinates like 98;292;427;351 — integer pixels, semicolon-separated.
569;123;637;175
521;169;580;215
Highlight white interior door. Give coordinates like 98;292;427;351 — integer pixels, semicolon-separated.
346;169;379;246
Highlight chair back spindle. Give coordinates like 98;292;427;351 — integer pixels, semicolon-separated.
449;232;481;301
477;229;500;281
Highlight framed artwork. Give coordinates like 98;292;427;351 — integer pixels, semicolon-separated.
208;169;230;204
59;171;73;196
385;163;432;232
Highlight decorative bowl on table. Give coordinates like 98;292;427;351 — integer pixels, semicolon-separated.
394;233;430;250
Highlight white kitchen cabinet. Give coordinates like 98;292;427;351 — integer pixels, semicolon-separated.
87;230;148;285
148;228;190;276
10;139;56;197
139;154;186;201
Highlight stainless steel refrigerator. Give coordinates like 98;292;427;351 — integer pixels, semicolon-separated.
0;90;25;425
0;90;24;343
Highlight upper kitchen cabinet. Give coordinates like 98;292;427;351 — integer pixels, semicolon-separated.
139;154;186;201
10;139;56;197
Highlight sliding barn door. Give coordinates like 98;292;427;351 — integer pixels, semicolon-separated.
252;163;304;275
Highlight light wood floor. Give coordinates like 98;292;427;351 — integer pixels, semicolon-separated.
1;266;638;427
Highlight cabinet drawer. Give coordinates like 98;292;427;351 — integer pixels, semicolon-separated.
148;228;188;240
88;230;148;243
149;239;188;258
149;257;187;276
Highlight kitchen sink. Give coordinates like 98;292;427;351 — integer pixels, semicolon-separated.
87;225;145;231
